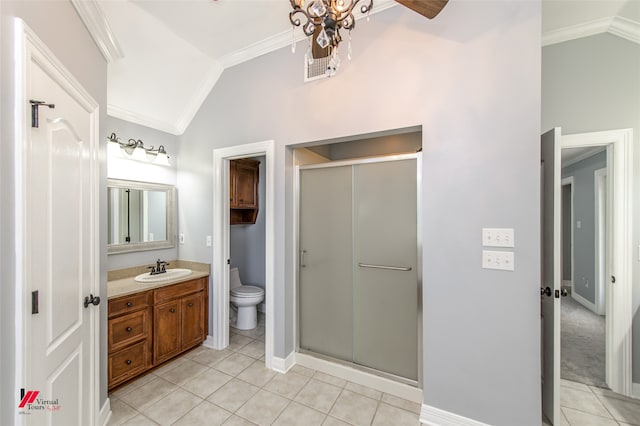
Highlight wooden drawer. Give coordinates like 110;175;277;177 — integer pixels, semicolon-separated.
109;341;147;387
109;292;150;318
109;309;149;353
154;278;205;303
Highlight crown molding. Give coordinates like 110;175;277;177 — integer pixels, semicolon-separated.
608;16;640;45
543;16;640;47
107;104;182;135
70;0;123;63
173;64;225;134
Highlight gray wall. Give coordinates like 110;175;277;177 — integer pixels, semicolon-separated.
0;1;108;423
562;152;607;304
177;2;541;424
542;33;640;382
106;116;180;270
230;156;266;289
309;131;422;161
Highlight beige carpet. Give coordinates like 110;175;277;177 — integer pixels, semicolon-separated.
560;295;606;388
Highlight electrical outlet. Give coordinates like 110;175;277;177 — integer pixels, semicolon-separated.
179;233;185;244
206;235;212;247
482;228;515;248
482;250;515;271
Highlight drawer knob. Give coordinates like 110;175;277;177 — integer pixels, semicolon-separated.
126;327;133;332
170;308;176;313
188;303;193;307
126;360;132;365
126;302;133;307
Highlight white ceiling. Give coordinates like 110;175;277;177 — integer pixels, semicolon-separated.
94;0;640;135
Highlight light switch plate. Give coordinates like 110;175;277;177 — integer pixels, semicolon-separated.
482;228;515;247
482;250;515;271
206;235;212;247
179;233;185;244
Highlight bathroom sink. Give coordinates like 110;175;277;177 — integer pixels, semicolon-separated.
134;268;192;283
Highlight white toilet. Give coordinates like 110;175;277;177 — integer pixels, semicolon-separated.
229;267;264;330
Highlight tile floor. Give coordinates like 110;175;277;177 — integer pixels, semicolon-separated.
543;379;640;426
108;322;421;426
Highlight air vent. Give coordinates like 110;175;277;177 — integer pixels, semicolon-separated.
304;53;330;82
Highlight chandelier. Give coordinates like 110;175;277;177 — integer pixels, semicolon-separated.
289;0;373;76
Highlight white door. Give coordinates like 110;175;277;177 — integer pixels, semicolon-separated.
19;24;100;425
541;128;561;424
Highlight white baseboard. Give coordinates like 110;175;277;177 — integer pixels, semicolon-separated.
572;291;598;314
99;398;111;426
633;382;640;399
420;404;490;426
272;352;295;374
295;352;422;403
202;335;216;349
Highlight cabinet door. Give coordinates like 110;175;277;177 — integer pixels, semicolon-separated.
154;300;181;364
235;160;258;208
181;293;205;349
230;161;238;208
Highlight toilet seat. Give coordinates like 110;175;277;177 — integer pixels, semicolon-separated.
231;285;264;298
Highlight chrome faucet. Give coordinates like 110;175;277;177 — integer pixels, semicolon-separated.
148;259;170;275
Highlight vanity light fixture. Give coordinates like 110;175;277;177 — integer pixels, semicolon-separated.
107;133;171;166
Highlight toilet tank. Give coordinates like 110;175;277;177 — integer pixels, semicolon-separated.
229;267;242;290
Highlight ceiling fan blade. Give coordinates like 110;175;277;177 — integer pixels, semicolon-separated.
395;0;449;19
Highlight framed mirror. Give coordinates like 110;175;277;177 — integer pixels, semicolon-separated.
107;179;176;254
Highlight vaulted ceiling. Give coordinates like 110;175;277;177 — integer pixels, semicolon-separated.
84;0;639;135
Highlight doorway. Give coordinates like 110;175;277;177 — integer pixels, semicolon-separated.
560;151;607;388
541;128;633;425
212;141;275;370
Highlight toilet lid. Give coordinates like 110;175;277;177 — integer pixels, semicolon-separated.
231;285;264;297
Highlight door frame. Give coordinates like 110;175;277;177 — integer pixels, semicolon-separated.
560;177;574;296
293;153;423;389
560;129;633;396
212;141;275;369
13;19;101;425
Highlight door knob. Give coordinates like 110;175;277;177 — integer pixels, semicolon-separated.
84;294;101;308
540;287;552;297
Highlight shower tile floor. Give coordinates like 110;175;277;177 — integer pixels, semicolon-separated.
108;316;421;426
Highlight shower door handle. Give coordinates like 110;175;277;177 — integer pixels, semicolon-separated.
358;263;412;272
300;250;307;268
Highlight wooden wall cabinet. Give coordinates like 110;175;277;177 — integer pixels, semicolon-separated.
107;276;208;390
230;158;260;224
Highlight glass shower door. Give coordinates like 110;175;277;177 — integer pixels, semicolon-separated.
298;156;419;383
353;159;418;381
298;165;354;361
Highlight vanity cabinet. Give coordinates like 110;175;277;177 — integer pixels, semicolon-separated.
108;276;208;390
108;292;152;389
230;158;260;224
153;278;206;365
